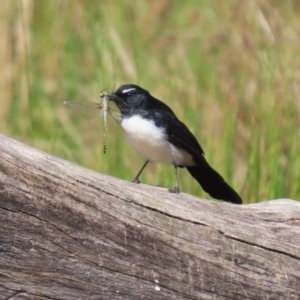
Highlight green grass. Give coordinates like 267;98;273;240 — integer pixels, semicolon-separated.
1;0;300;203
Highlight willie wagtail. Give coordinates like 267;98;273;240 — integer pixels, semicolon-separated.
106;84;242;204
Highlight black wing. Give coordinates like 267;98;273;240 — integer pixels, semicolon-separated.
147;99;205;163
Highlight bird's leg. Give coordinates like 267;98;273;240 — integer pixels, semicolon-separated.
169;165;180;194
131;160;149;183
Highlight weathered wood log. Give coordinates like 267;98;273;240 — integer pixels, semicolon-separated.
0;134;299;300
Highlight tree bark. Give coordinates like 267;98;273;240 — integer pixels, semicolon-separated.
0;134;299;300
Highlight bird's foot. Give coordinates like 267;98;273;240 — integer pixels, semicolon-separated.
169;187;180;194
131;177;140;184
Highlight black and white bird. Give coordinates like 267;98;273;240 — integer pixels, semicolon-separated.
106;84;242;204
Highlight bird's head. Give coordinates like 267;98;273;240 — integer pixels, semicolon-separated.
106;84;150;114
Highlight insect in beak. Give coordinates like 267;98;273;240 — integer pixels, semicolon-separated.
100;91;115;154
102;93;119;102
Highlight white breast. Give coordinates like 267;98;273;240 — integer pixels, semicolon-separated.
121;115;195;166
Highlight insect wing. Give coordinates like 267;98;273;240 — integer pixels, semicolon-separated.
64;100;122;121
63;101;103;118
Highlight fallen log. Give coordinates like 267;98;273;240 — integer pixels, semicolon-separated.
0;134;299;300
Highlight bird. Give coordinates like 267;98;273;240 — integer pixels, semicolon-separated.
106;84;242;204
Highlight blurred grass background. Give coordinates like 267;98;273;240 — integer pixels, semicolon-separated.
1;0;299;203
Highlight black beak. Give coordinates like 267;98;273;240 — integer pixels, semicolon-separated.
105;93;120;102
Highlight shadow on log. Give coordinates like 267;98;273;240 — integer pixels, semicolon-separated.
0;134;300;300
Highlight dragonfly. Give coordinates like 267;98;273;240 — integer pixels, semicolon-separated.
64;91;119;154
64;91;147;153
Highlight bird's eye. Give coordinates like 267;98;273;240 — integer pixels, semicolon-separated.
127;92;132;97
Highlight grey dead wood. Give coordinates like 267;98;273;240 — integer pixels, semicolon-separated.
0;134;300;300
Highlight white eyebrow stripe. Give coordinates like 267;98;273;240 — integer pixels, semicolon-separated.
122;88;136;94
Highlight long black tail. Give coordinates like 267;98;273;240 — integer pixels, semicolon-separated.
186;165;242;204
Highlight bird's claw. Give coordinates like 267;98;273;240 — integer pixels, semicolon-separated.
168;187;180;194
131;178;140;184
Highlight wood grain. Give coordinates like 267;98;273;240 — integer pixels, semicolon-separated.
0;134;299;300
